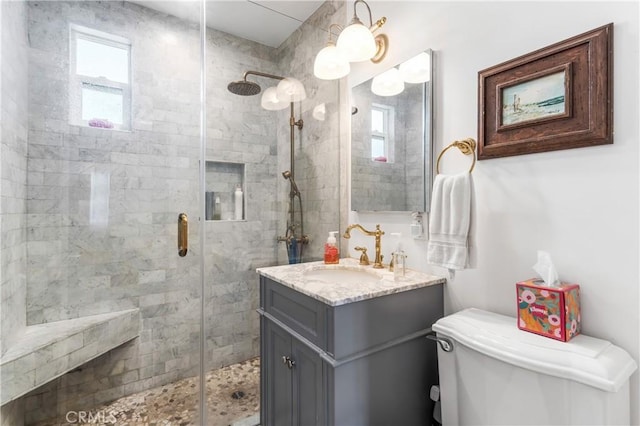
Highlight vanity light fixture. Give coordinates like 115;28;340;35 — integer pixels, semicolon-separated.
313;0;387;80
371;67;404;97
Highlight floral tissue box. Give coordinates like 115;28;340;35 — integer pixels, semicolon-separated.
516;278;581;342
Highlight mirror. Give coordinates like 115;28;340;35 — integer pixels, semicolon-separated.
350;49;433;212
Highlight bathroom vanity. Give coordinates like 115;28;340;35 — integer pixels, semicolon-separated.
257;259;445;426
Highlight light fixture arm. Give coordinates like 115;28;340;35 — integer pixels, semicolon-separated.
352;0;373;27
348;0;387;63
327;23;343;43
350;0;387;32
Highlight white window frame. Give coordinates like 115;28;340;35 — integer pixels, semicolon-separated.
69;24;131;131
371;103;395;163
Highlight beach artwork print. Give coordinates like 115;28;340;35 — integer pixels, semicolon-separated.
501;71;566;126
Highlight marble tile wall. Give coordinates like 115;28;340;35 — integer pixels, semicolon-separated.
0;0;29;359
203;24;282;368
274;1;345;263
1;3;29;424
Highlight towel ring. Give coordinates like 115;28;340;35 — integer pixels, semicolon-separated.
436;138;477;174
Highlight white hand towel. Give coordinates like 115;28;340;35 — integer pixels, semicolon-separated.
427;171;472;270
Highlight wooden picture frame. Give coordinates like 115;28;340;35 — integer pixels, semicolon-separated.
478;23;613;160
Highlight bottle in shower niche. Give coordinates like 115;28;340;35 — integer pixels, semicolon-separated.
234;184;243;220
324;231;339;264
213;197;221;220
205;192;215;220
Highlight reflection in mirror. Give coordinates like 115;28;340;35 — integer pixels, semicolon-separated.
350;49;433;212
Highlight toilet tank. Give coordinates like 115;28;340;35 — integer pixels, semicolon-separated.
432;308;637;425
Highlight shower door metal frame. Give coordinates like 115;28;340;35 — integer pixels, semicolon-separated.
198;0;207;423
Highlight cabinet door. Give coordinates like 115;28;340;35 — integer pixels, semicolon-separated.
291;336;324;426
264;320;293;426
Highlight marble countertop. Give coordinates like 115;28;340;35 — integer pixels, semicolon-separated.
257;258;445;307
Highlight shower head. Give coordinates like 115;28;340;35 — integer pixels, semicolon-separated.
282;170;292;179
227;79;261;96
228;70;287;97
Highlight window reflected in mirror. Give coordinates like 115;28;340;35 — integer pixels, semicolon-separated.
371;104;394;162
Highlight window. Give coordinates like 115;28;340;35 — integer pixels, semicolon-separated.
70;25;131;130
371;104;395;162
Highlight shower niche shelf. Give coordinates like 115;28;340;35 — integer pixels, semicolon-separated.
205;161;245;221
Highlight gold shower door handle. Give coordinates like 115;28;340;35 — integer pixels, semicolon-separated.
178;213;188;257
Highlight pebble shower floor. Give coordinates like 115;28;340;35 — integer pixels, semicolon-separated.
33;358;260;426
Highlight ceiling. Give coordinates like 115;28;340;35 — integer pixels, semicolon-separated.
132;1;325;48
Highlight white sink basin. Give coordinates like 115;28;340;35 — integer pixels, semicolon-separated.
303;266;382;285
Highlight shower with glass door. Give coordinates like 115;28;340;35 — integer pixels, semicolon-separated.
0;0;342;424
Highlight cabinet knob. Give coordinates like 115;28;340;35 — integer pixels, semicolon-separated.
281;355;296;369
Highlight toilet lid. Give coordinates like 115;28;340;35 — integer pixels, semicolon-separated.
432;308;638;392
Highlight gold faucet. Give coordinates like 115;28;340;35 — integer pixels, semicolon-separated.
343;224;385;269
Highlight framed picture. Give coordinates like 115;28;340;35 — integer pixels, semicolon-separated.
478;24;613;160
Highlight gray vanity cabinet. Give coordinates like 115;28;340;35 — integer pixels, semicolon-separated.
263;319;324;426
259;275;444;426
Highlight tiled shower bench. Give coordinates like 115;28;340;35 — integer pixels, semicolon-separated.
0;309;139;405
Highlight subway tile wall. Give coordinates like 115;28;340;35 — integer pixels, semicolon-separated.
274;1;344;264
0;0;29;357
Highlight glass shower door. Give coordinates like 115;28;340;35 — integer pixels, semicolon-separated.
0;1;207;424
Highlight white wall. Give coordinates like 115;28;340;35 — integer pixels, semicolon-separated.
345;2;640;423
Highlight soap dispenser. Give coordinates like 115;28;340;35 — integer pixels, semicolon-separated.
389;232;406;278
324;231;339;264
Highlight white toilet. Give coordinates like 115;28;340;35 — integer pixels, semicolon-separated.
432;308;638;425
